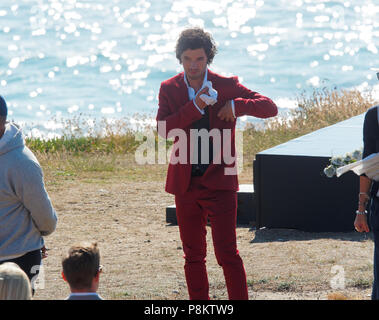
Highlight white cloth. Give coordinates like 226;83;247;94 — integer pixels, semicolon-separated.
199;80;218;105
184;69;235;117
336;153;379;181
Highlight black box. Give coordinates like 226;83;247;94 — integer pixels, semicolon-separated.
166;184;256;225
253;113;365;232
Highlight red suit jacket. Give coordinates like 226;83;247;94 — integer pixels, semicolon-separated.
156;69;278;195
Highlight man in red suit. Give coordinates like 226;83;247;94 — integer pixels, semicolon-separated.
156;28;277;300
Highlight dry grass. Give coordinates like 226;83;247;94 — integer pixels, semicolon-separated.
26;89;377;176
29;155;374;300
26;88;378;300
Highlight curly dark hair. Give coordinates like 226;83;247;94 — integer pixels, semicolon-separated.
175;27;218;65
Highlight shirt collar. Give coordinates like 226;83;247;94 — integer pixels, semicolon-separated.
183;68;208;91
68;292;99;297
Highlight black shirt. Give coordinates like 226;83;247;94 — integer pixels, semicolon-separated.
363;105;379;195
363;105;379;158
191;106;212;176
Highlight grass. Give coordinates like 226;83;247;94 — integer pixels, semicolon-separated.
276;281;296;292
246;276;300;292
23;87;377;181
18;87;377;301
348;278;372;289
26;116;142;155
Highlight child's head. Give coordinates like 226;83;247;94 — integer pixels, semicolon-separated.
0;262;32;300
62;242;102;292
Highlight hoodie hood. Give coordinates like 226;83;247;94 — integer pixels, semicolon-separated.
0;122;25;156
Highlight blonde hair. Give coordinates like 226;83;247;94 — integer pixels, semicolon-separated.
0;262;32;300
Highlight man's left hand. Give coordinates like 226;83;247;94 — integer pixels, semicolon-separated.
217;100;235;122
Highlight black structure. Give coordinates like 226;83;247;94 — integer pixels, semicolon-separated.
236;184;256;225
166;205;177;225
253;113;365;232
166;184;256;225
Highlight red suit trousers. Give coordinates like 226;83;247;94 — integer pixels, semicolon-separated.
174;177;248;300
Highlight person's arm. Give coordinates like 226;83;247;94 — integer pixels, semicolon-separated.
217;77;278;121
232;78;278;118
355;109;377;232
156;83;208;139
13;160;57;236
354;176;371;232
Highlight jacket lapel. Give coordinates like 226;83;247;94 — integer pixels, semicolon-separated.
206;69;216;128
177;72;190;106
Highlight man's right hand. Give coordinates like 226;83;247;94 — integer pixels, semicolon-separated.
354;214;370;232
194;87;209;110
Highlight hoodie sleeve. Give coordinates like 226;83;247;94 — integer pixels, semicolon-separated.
13;158;58;236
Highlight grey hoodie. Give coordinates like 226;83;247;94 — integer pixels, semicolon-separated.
0;122;57;260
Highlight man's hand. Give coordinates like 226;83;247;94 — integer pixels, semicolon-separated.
354;214;370;232
217;100;235;122
194;87;209;110
41;245;48;259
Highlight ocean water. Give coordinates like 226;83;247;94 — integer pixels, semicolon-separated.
0;0;378;137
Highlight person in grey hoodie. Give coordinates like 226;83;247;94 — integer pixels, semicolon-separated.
0;96;57;292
